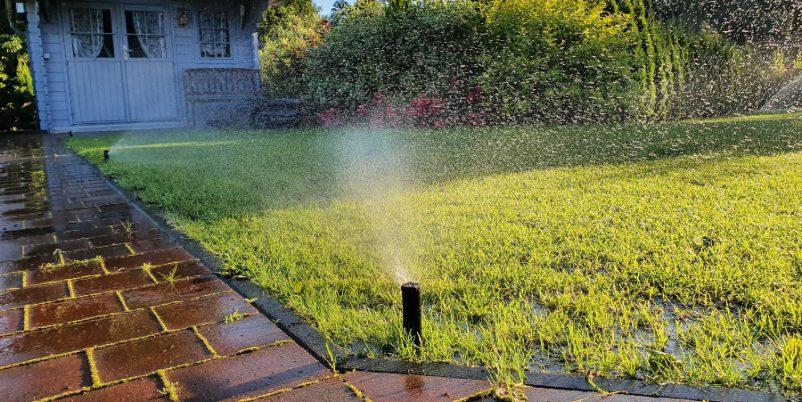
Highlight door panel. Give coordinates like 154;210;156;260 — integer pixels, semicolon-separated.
122;7;178;122
124;61;178;121
68;60;127;123
65;5;128;124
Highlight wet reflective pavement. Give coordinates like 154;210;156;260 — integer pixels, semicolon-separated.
0;134;685;401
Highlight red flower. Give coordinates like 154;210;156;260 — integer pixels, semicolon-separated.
410;95;432;115
316;108;342;127
356;104;369;117
465;113;485;126
371;93;386;106
467;84;483;105
430;99;445;116
369;113;384;128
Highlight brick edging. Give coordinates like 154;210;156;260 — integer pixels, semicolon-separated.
55;136;785;402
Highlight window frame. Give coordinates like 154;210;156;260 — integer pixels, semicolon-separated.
197;10;232;60
123;9;168;59
67;6;117;59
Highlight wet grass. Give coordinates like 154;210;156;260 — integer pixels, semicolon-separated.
67;113;802;395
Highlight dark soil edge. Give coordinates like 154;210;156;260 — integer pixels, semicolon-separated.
56;135;786;402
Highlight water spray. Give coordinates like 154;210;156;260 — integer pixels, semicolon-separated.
103;149;110;162
401;282;422;347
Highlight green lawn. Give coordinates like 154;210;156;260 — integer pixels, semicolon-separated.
67;114;802;395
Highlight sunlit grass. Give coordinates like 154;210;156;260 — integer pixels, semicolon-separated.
67;113;802;395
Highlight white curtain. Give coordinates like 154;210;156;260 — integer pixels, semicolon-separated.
131;11;165;58
71;9;104;58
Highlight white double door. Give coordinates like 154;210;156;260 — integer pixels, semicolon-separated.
64;4;179;124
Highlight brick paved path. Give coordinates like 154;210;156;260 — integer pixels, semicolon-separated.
0;134;686;402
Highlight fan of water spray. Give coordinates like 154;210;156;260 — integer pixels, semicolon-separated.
333;128;417;284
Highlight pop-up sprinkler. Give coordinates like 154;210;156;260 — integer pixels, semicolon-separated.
103;150;110;162
401;282;422;347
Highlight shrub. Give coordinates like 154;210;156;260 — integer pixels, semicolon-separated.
1;34;37;131
668;29;791;118
479;0;639;124
303;0;486;116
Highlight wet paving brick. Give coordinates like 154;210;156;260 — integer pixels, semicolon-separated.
58;376;170;401
129;238;176;254
57;227;123;241
154;292;257;331
0;353;91;401
72;268;154;296
256;378;361;401
64;243;133;262
166;343;328;402
0;308;24;335
27;259;105;285
28;292;125;329
6;252;60;271
344;372;493;402
105;248;196;272
0;221;25;232
197;314;289;356
24;238;93;258
0;241;23;262
93;330;210;383
0;309;161;367
88;229;163;248
151;261;210;281
0;271;23;291
0;226;55;242
2;206;50;217
0;281;68;311
121;275;230;309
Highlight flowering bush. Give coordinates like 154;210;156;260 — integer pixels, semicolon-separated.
315;107;342;127
320;80;488;129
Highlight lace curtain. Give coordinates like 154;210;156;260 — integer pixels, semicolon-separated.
130;11;165;59
71;9;104;58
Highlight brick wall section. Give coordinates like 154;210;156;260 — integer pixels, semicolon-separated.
0;134;686;402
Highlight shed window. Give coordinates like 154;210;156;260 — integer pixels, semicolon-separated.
69;8;115;58
198;11;230;58
125;10;166;59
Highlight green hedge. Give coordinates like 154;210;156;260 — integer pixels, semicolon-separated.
260;0;798;126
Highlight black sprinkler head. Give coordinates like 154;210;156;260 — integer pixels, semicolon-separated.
401;282;422;347
103;149;110;161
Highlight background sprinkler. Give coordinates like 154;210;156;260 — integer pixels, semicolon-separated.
401;282;422;347
103;150;110;162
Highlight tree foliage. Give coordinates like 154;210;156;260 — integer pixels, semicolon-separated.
1;33;36;131
258;0;327;98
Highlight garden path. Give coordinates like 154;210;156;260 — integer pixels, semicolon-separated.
0;133;685;402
